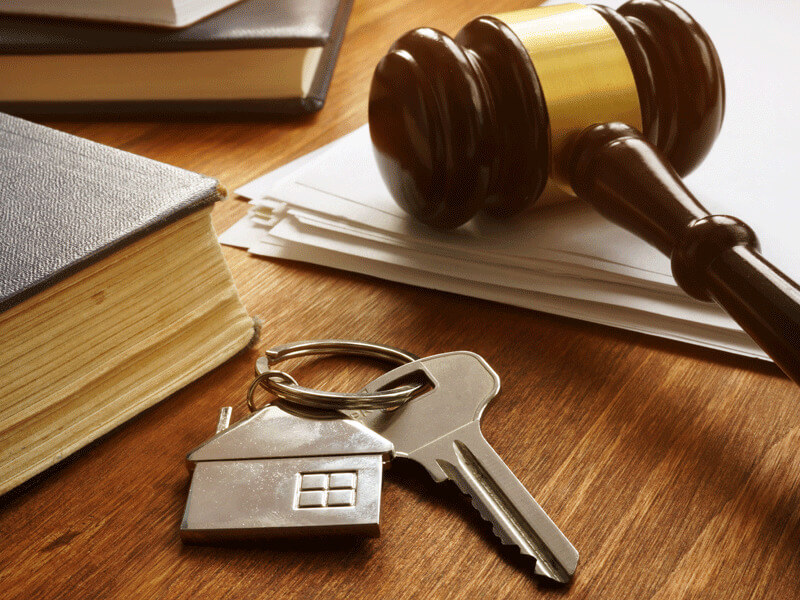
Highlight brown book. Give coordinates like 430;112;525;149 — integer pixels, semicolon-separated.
0;113;256;495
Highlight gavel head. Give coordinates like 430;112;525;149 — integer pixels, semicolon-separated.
368;0;725;228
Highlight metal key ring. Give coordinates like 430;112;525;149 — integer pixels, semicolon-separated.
253;340;424;411
247;369;299;412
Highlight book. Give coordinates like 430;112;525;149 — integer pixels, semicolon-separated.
222;0;799;363
0;0;353;117
0;0;244;29
0;112;257;495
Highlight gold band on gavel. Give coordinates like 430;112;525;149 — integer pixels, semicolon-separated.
493;4;642;191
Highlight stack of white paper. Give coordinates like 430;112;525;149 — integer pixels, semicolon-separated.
222;0;799;362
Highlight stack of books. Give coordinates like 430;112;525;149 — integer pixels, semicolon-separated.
0;0;353;117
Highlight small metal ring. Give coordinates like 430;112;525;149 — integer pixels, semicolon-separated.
254;340;424;410
247;370;298;412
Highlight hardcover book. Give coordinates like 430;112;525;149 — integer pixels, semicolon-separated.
0;0;353;117
0;0;244;29
0;112;256;495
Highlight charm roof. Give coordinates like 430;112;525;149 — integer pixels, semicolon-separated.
187;405;393;462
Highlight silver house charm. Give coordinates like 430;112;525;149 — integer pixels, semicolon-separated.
180;404;394;542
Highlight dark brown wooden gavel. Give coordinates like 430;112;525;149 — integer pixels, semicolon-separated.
368;0;800;385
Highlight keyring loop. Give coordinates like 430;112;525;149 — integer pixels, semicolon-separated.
247;370;299;412
253;340;425;410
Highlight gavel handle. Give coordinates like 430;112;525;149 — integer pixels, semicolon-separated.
569;123;800;384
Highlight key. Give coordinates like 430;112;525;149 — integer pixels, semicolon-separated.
349;351;578;583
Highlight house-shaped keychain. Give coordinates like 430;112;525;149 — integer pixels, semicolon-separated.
181;404;394;542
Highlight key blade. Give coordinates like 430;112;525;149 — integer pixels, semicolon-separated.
413;422;578;583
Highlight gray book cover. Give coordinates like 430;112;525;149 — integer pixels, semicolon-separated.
0;112;223;313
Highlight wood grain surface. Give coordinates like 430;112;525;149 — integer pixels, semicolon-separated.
2;1;799;598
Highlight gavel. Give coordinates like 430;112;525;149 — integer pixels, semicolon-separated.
368;0;800;385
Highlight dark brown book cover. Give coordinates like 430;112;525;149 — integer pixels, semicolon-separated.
0;0;353;117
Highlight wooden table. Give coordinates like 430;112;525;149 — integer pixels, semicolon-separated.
3;1;799;598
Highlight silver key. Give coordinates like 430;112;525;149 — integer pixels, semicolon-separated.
349;351;578;583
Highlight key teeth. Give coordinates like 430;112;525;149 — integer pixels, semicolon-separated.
443;461;568;583
450;472;507;539
457;476;550;570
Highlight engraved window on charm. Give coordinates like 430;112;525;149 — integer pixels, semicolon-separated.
295;471;357;508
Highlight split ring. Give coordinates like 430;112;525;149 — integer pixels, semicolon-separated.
251;340;424;411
